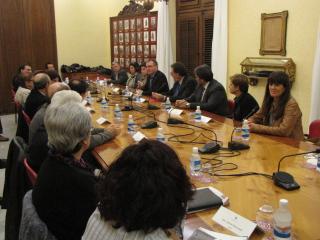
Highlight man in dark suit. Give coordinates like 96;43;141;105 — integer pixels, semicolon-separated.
176;65;229;116
25;73;50;119
142;60;169;96
152;62;197;102
109;62;128;85
229;74;259;121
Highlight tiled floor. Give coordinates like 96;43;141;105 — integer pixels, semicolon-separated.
0;114;17;239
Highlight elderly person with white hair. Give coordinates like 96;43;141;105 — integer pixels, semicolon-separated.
28;87;120;172
32;102;98;240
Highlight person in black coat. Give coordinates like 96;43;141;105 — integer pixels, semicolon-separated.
176;65;229;116
142;60;169;96
24;73;50;119
32;102;98;240
152;62;197;102
229;74;259;121
108;62;128;85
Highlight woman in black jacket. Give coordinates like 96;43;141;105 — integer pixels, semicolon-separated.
32;102;98;240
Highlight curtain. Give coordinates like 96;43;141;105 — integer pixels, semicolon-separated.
310;19;320;123
211;0;228;88
156;1;174;87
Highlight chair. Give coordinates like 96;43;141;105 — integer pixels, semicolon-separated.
23;159;37;187
19;190;57;240
22;110;31;126
228;99;235;113
309;119;320;139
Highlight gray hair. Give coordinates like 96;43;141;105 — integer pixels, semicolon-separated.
50;90;82;107
33;73;50;90
44;102;91;153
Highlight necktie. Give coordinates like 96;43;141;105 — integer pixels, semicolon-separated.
173;84;181;97
200;87;206;102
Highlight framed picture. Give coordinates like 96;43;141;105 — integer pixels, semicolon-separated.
131;58;136;63
125;58;130;67
125;33;130;43
144;31;149;42
130;19;136;30
137;32;142;43
137;58;143;64
137;45;143;55
260;11;288;56
137;18;142;30
118;20;124;31
113;21;118;32
124;19;129;31
144;45;149;56
114;58;119;64
119;46;124;56
114;46;118;56
151;45;156;56
130;32;136;43
150;31;156;42
143;17;149;28
119;33;124;43
150;17;157;29
125;46;130;56
113;34;118;43
131;45;136;56
120;58;124;67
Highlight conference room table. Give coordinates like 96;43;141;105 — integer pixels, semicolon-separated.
88;93;320;240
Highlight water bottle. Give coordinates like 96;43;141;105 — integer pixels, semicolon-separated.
64;77;69;84
165;97;171;111
86;91;92;105
127;115;136;135
190;147;202;176
156;128;165;142
273;199;292;240
114;104;122;121
100;97;108;115
242;119;250;142
317;154;320;172
194;106;201;122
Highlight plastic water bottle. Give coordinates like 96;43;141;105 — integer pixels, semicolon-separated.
316;154;320;172
190;147;202;176
100;97;108;114
127;115;136;135
114;104;122;121
242;119;250;142
156;128;165;142
273;199;292;240
194;106;201;122
64;77;69;84
165;97;171;111
86;91;92;105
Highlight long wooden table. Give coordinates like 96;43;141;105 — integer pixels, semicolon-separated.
89;94;319;239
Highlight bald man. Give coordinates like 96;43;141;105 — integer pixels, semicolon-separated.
25;73;51;119
29;82;70;144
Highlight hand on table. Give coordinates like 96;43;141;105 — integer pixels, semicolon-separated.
152;92;164;101
105;124;121;137
175;100;188;109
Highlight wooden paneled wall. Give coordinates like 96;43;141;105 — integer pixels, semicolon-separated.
0;0;58;113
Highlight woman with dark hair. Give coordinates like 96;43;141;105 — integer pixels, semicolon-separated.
82;140;193;240
136;62;148;90
14;73;34;107
126;62;141;89
249;71;304;140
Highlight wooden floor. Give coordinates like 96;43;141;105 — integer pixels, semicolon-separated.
89;93;320;239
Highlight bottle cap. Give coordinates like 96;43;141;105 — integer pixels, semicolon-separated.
129;115;132;118
196;106;200;110
192;147;199;153
243;119;248;124
116;104;119;107
158;127;163;131
279;199;288;207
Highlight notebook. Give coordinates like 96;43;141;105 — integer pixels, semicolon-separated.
187;187;229;213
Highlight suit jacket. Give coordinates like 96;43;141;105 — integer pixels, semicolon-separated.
165;75;197;102
25;89;49;119
142;70;169;96
110;69;128;85
186;79;229;116
32;153;98;240
233;92;259;121
249;97;304;140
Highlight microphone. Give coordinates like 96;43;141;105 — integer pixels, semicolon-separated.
228;128;250;151
167;107;184;125
122;93;134;111
242;106;259;121
273;148;320;190
147;96;160;110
